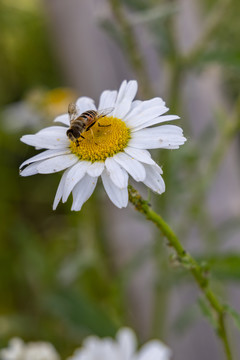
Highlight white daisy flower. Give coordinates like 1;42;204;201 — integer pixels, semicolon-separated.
0;338;24;360
67;327;172;360
0;338;60;360
20;80;186;210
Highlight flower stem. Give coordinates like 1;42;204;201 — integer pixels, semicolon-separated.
128;185;232;360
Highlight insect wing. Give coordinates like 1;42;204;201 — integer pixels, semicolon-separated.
97;107;114;118
68;103;81;125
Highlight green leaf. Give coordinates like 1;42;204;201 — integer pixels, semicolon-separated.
199;50;240;70
198;297;218;329
129;4;178;25
196;254;240;282
121;0;149;11
45;289;117;338
224;304;240;331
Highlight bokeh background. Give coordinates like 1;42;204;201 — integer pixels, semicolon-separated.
0;0;240;359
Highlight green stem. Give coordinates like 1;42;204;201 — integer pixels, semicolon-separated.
128;185;232;360
108;0;154;98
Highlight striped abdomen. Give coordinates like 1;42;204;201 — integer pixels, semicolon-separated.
67;110;99;141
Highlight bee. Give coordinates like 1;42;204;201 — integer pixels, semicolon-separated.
66;103;113;144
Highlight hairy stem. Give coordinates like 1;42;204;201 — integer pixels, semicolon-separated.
128;185;232;360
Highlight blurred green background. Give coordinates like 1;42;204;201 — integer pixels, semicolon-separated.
0;0;240;359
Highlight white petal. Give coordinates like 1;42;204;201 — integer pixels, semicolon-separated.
124;147;155;165
132;115;180;132
152;163;163;174
0;338;25;360
129;100;142;110
62;161;91;202
115;80;127;104
116;328;137;359
105;158;129;188
126;98;166;120
136;341;172;360
113;80;138;119
126;106;168;128
53;170;70;210
37;154;78;174
87;162;105;177
113;152;146;182
37;126;68;135
125;98;167;123
129;138;185;150
82;337;103;352
142;164;165;194
80;337;116;360
71;175;97;211
20;161;42;176
142;124;184;135
54;113;70;126
129;125;186;149
101;169;128;208
21;126;69;149
98;90;117;110
76;97;96;113
19;149;71;169
100;340;118;359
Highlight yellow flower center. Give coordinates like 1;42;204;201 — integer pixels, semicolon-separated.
69;116;131;162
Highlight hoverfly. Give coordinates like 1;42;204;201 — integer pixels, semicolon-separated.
66;103;113;144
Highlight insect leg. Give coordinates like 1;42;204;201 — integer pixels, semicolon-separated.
98;123;111;127
85;122;96;132
89;128;99;145
90;128;95;139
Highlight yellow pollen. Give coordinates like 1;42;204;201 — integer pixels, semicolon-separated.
69;116;131;162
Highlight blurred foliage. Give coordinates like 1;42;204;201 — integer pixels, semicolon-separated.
224;305;240;331
0;130;121;356
0;0;121;357
0;0;61;105
0;0;240;358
